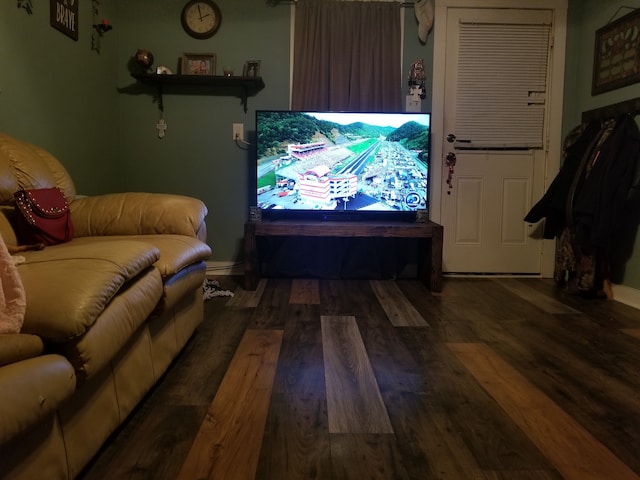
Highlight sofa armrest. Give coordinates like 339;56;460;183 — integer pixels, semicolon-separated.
0;354;76;445
70;193;208;241
0;334;44;367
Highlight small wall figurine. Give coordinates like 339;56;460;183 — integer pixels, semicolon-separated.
408;59;426;100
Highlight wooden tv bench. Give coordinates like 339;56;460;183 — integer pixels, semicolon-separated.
243;220;443;292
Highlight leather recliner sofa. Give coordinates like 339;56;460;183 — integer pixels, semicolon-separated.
0;133;212;479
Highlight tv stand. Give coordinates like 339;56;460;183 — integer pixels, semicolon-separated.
243;220;443;291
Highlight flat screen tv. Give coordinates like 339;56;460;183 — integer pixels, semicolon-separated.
255;110;430;222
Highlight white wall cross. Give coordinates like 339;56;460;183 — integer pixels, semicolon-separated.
156;118;167;139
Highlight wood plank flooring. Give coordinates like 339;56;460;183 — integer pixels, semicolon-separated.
449;342;640;480
370;279;429;326
177;329;283;480
78;276;640;480
321;315;394;434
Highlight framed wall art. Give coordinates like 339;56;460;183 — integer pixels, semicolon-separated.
181;53;217;76
243;60;261;77
592;8;640;95
50;0;79;41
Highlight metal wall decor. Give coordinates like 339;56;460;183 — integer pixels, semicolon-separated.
17;0;33;14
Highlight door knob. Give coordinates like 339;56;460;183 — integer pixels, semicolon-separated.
446;152;456;165
446;133;456;143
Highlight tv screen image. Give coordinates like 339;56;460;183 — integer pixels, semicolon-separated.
255;111;430;220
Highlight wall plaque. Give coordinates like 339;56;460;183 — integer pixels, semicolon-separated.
592;8;640;95
50;0;78;41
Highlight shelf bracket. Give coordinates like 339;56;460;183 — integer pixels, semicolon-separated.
241;88;249;113
153;84;164;114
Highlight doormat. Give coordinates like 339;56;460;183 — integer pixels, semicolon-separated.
203;278;235;300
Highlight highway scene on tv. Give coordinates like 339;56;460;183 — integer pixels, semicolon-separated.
256;111;430;212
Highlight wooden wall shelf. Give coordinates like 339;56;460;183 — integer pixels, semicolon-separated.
131;73;265;113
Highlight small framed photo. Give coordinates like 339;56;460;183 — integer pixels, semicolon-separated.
243;60;261;77
182;53;216;76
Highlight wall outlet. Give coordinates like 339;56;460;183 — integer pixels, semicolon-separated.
232;123;244;141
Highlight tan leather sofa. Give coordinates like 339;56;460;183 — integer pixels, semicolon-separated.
0;133;212;479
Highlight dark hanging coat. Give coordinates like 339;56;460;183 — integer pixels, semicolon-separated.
525;115;640;258
573;115;640;256
523;120;602;239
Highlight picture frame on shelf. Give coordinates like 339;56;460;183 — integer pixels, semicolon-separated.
181;53;216;76
243;60;261;77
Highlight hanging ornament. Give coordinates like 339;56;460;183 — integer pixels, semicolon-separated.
408;59;426;100
445;152;456;194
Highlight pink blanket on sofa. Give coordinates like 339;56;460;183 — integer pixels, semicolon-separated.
0;234;26;333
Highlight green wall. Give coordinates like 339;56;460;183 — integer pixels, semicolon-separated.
563;0;640;128
0;0;120;194
2;0;638;288
115;0;291;266
563;0;640;288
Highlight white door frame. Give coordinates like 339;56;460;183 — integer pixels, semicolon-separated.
430;0;568;277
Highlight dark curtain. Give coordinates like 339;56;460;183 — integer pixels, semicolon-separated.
278;0;407;280
291;0;402;112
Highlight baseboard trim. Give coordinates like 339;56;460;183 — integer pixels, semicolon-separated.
612;284;640;310
205;261;243;276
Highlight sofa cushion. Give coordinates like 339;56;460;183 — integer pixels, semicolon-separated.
17;240;160;342
1;232;26;334
0;133;76;205
137;234;211;277
0;353;76;445
68;234;211;277
0;333;44;367
156;261;206;314
62;267;163;381
70;193;209;241
0;207;19;248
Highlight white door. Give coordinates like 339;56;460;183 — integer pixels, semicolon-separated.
442;150;545;273
430;1;567;275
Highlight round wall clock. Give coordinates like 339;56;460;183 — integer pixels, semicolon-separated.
181;0;221;39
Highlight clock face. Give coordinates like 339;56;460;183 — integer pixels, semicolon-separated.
181;0;221;39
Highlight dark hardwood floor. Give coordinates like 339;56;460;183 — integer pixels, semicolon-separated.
78;276;640;480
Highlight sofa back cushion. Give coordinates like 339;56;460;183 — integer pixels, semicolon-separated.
0;207;18;245
0;133;76;206
0;232;26;334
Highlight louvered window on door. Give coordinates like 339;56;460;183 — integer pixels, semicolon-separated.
455;22;551;150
